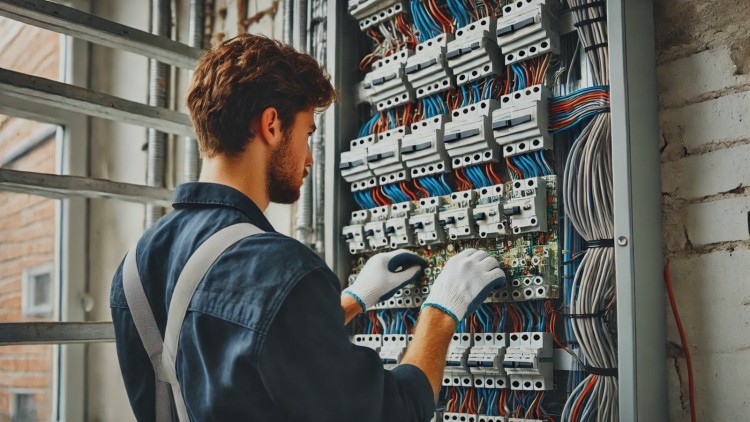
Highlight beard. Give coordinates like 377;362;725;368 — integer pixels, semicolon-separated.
267;132;306;204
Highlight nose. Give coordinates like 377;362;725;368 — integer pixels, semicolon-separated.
305;143;313;167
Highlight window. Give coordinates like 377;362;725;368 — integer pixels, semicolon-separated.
11;391;38;422
22;264;53;317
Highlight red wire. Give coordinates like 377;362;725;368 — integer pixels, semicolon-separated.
506;157;523;179
400;181;418;201
665;261;696;422
454;168;472;190
486;162;502;184
572;375;598;420
413;179;429;198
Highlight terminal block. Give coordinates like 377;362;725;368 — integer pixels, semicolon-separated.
348;0;404;31
442;366;474;388
503;332;553;391
341;134;377;192
409;197;445;246
477;417;506;422
352;333;382;352
439;190;477;240
401;115;451;178
444;100;502;168
496;0;559;65
363;205;391;250
510;275;558;301
363;51;415;111
385;201;416;248
492;85;552;157
374;283;423;309
405;34;454;99
342;210;371;254
379;334;408;368
445;17;504;86
375;124;410;143
443;413;479;422
503;177;548;234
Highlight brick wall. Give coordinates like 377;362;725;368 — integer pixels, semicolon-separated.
654;0;750;420
0;17;59;422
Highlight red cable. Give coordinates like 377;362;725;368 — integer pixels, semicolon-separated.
665;261;697;422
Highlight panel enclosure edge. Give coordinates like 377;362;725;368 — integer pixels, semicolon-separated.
608;0;668;420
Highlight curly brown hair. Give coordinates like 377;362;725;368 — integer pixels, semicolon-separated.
186;34;336;158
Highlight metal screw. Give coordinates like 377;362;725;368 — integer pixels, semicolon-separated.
617;236;628;246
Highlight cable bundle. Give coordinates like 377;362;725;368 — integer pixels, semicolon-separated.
549;86;610;133
559;0;617;421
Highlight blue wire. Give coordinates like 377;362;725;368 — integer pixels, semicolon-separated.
439;173;451;194
410;1;428;43
534;151;548;176
469;166;484;188
520;155;538;177
354;192;367;209
465;166;480;188
460;85;470;107
426;177;443;196
512;157;527;179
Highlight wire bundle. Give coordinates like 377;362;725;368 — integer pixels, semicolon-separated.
549;86;610;133
560;1;617;421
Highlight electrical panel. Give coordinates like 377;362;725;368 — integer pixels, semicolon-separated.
341;1;617;420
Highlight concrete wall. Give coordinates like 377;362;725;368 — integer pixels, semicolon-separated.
654;0;750;420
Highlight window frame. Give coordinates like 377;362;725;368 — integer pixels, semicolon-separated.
21;263;54;317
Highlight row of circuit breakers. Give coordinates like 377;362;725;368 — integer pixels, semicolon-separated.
355;330;554;409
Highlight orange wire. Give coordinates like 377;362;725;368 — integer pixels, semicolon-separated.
372;187;384;206
400;181;418;201
413;179;430;198
454;168;472;190
486;162;502;184
506;157;523;179
428;0;453;34
572;376;599;420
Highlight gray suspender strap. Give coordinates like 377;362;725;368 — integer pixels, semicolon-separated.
123;247;173;422
122;223;264;422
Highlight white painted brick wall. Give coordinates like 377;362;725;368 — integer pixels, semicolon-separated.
667;249;750;422
684;197;750;245
657;47;750;108
656;5;750;420
659;91;750;150
661;143;750;199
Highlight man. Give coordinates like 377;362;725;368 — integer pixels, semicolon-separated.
110;34;505;421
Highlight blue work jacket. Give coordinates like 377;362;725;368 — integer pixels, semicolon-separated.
110;182;434;421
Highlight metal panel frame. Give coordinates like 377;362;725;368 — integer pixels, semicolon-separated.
0;0;203;69
609;0;667;420
323;0;358;281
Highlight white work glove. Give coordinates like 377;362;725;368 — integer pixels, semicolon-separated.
422;248;506;322
343;249;427;312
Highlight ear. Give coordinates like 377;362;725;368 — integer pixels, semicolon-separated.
258;107;283;148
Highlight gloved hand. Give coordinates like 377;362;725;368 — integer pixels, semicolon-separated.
422;248;506;322
343;249;427;312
